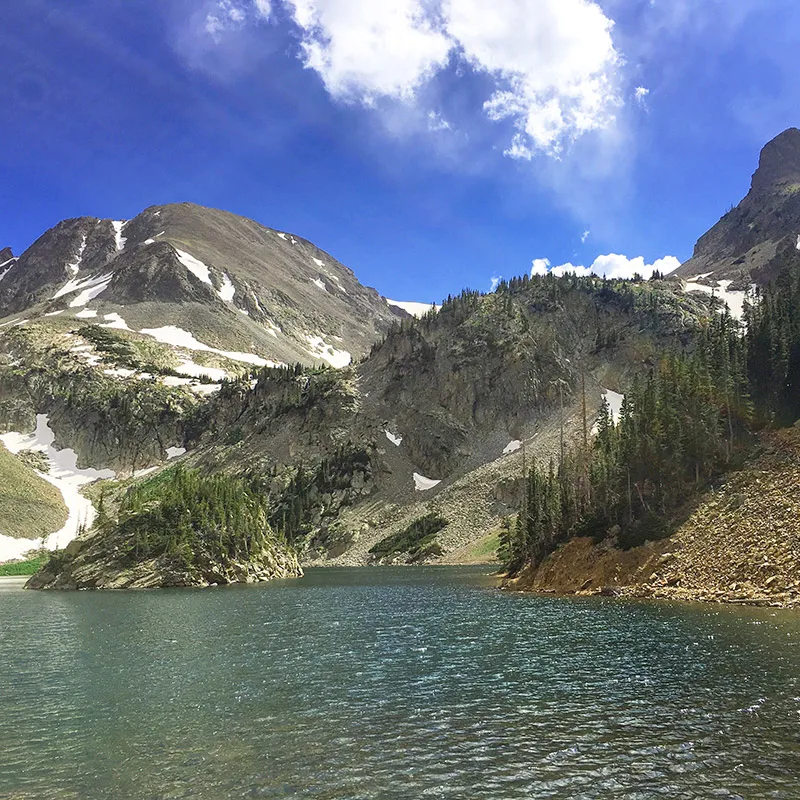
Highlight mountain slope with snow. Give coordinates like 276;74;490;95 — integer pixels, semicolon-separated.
0;202;404;371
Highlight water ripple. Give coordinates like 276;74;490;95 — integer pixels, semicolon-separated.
1;568;799;799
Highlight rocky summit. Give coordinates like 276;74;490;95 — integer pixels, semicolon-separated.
0;202;401;370
677;128;800;287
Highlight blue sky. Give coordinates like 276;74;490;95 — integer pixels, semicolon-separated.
2;0;800;303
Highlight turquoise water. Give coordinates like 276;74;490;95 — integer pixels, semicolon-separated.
1;567;799;799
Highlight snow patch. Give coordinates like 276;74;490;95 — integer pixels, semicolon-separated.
191;384;222;396
143;238;156;246
161;376;194;387
0;259;15;283
74;309;98;319
175;359;228;382
70;276;112;307
503;440;522;455
140;325;268;366
312;278;328;292
312;258;326;268
67;235;87;276
52;272;113;305
112;220;127;251
385;430;402;446
175;248;212;286
217;273;235;303
166;447;186;460
100;313;131;331
305;335;351;368
413;473;441;492
603;390;624;425
276;232;287;241
44;310;64;317
796;234;800;251
0;415;115;559
387;300;439;318
683;279;750;321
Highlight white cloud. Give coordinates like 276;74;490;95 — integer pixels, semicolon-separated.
531;253;680;280
490;274;502;291
531;258;551;276
444;0;621;155
283;0;623;156
285;0;452;101
634;86;649;106
581;229;591;243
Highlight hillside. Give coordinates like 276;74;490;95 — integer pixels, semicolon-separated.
0;445;67;550
509;427;800;607
0;202;402;373
168;274;716;568
13;269;718;585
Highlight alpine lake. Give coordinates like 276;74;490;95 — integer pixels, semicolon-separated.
1;566;798;799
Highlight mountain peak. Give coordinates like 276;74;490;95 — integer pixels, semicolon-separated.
0;247;13;264
750;127;800;195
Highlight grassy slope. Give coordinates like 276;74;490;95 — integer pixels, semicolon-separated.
0;447;67;541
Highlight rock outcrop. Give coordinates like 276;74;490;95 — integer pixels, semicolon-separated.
677;128;800;285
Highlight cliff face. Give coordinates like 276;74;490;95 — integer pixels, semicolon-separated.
678;128;800;286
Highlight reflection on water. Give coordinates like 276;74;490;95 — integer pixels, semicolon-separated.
1;568;798;799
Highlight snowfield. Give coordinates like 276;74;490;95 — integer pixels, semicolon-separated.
100;313;131;331
67;235;87;276
603;390;625;424
503;440;522;455
175;358;228;382
52;272;113;306
0;415;115;561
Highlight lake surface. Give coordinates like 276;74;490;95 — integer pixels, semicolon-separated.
1;567;799;799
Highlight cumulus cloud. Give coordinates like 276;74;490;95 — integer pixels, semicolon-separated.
283;0;623;156
285;0;451;101
490;274;502;291
531;253;680;280
445;0;621;155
